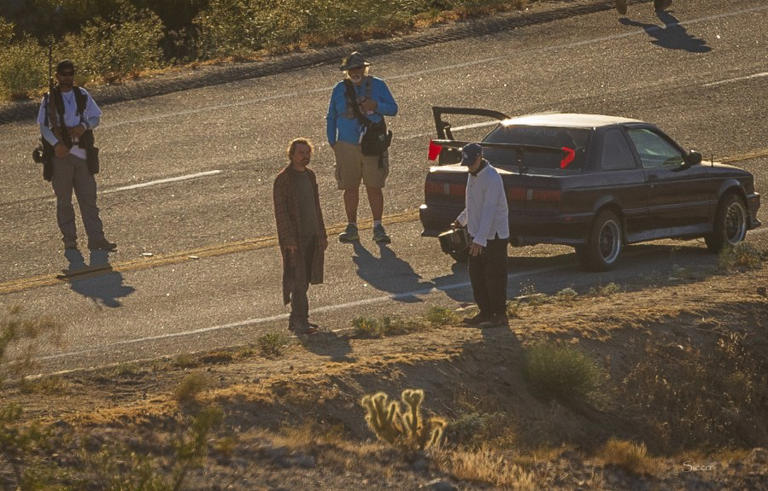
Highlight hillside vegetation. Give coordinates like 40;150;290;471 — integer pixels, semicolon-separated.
0;0;528;100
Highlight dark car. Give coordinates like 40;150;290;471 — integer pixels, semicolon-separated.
420;107;761;270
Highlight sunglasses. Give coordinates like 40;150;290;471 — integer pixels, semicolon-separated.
58;71;75;76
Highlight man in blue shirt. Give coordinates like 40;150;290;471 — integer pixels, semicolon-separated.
326;52;398;244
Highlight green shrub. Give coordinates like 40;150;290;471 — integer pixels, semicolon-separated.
63;4;164;84
425;306;459;326
588;282;621;297
174;372;209;403
0;38;47;99
352;315;425;338
257;332;290;358
523;342;602;402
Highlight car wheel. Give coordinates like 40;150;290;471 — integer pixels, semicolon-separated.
449;249;469;263
705;193;747;252
579;210;623;271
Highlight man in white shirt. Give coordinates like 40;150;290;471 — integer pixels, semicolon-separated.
37;60;115;252
455;143;510;328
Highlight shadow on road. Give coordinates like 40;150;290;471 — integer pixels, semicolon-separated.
64;249;135;308
620;11;711;53
352;242;432;302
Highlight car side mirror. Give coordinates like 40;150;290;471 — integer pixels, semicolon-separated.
684;150;702;166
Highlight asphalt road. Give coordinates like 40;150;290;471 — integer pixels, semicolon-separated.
0;0;766;374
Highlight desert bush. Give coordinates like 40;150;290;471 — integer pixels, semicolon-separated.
589;282;621;297
444;411;512;448
257;332;290;358
361;388;446;452
425;306;459;326
352;315;425;338
80;404;223;489
599;438;656;475
718;242;764;271
523;342;602;402
0;38;47;100
0;404;53;486
61;4;164;84
555;287;578;302
174;372;209;403
621;330;768;451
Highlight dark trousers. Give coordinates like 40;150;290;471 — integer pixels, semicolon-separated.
289;235;317;326
468;237;508;316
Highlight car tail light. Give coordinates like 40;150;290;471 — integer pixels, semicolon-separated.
425;181;444;195
560;147;575;168
428;140;443;161
507;187;526;201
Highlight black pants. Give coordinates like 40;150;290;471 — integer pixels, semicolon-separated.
289;235;317;326
468;237;508;316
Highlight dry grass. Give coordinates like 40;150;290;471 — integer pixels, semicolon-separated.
433;445;536;488
718;242;764;271
599;438;658;475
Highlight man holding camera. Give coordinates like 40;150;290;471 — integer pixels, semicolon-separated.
37;60;115;252
454;143;510;328
326;51;398;244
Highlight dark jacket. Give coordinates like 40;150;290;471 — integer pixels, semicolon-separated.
273;165;327;305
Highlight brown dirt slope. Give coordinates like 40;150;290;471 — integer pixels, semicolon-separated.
2;260;767;489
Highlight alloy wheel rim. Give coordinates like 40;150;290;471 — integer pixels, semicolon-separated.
725;201;747;244
598;219;621;263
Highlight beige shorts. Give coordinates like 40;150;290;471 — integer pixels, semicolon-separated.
333;141;389;190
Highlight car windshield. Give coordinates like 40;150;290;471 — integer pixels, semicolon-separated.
482;125;591;171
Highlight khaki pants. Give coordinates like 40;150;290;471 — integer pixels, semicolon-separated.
51;154;105;243
333;141;389;190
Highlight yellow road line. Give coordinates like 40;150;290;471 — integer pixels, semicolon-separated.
0;210;421;295
3;146;766;296
720;148;768;164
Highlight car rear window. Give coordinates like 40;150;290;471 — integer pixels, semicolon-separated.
482;125;591;171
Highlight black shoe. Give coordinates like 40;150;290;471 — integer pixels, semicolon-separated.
463;312;489;326
88;238;117;251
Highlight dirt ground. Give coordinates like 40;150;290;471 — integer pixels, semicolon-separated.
2;256;767;489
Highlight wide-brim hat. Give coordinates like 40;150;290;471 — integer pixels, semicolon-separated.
340;51;370;71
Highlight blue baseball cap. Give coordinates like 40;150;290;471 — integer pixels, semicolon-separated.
460;143;483;166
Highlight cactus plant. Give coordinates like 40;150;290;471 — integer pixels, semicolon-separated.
361;389;446;451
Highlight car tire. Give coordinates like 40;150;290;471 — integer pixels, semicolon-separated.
578;210;623;271
705;193;747;253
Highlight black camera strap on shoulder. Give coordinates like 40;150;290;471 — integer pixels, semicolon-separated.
343;79;376;129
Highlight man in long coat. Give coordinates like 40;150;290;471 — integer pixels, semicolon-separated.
273;138;328;334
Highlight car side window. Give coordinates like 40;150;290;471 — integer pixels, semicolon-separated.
600;128;637;170
626;128;684;169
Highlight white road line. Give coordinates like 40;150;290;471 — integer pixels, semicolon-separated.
34;265;564;362
100;170;223;194
703;72;768;88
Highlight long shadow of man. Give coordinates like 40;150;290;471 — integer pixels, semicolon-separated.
620;11;711;53
63;249;135;308
352;242;433;303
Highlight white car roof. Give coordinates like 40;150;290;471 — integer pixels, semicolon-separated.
501;113;643;128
